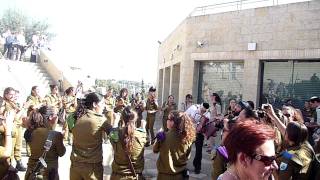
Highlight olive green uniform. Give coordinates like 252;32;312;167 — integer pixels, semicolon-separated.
153;129;192;180
70;110;112;180
26;95;43;115
161;102;177;131
211;148;228;180
105;96;115;126
0;145;9;179
0;100;22;162
44;94;62;130
24;128;66;180
110;128;147;180
62;95;77;141
115;97;130;128
276;141;313;180
131;100;145;128
145;99;158;143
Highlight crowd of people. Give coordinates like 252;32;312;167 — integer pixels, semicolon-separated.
0;83;319;180
1;29;48;62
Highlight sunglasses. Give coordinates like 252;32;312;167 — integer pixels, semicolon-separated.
252;154;276;166
283;114;291;118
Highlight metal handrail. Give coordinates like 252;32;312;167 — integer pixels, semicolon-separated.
189;0;310;17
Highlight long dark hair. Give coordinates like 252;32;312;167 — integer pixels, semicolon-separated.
3;87;15;100
121;106;137;152
75;92;103;120
29;105;55;131
211;93;222;105
31;86;38;96
286;121;308;146
120;88;128;99
168;111;196;143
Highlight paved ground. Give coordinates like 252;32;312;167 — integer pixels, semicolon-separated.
17;114;216;180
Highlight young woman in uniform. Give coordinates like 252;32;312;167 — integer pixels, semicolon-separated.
62;87;77;144
110;106;147;180
153;111;196;180
43;85;62;130
161;95;177;131
24;106;66;180
266;105;314;180
70;92;111;180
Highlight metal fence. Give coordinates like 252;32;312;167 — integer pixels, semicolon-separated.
189;0;311;17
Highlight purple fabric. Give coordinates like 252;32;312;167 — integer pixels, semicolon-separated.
156;131;166;141
217;146;228;160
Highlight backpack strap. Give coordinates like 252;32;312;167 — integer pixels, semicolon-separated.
31;130;56;174
119;132;138;179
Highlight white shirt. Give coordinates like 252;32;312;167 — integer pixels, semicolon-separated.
185;104;211;124
316;106;320;123
16;34;26;46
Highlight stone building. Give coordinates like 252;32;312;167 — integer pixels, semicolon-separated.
157;0;320;111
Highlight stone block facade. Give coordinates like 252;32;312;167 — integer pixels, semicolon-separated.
158;1;320;109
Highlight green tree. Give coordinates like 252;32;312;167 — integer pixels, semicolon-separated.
0;8;55;44
141;79;146;99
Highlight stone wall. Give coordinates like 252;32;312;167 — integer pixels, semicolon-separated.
158;0;320;107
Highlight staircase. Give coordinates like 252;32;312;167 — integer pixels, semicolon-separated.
0;59;56;102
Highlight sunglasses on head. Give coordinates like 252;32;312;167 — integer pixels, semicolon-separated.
252;154;276;166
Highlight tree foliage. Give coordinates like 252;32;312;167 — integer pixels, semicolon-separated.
0;8;55;44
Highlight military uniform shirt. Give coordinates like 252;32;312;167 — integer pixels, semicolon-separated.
277;141;313;180
153;129;193;174
70;110;111;163
111;128;147;175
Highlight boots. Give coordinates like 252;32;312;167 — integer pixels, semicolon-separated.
16;160;26;171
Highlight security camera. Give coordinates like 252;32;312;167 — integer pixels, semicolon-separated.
197;40;204;48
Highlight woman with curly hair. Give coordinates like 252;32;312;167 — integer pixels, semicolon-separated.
24;106;66;180
153;110;196;180
110;106;147;180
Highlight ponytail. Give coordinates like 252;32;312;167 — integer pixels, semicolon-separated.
121;106;137;152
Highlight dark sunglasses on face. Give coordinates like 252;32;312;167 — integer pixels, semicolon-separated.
252;154;276;166
283;114;291;118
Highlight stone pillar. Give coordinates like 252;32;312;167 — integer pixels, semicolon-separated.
171;63;181;105
163;66;171;102
242;58;260;105
158;69;164;105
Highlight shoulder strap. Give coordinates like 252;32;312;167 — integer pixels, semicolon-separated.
119;132;138;179
31;130;56;174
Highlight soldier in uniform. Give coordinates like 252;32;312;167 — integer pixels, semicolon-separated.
181;94;193;112
153;111;196;180
0;87;26;171
26;86;43;116
62;87;77;144
25;86;43;156
109;106;147;180
70;92;112;180
115;88;130;128
131;92;145;128
161;95;177;131
266;105;314;180
24;106;66;180
44;85;62;130
211;118;236;180
104;89;115;126
0;110;15;179
145;87;158;146
275;122;313;180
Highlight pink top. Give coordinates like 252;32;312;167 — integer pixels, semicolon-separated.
217;171;239;180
